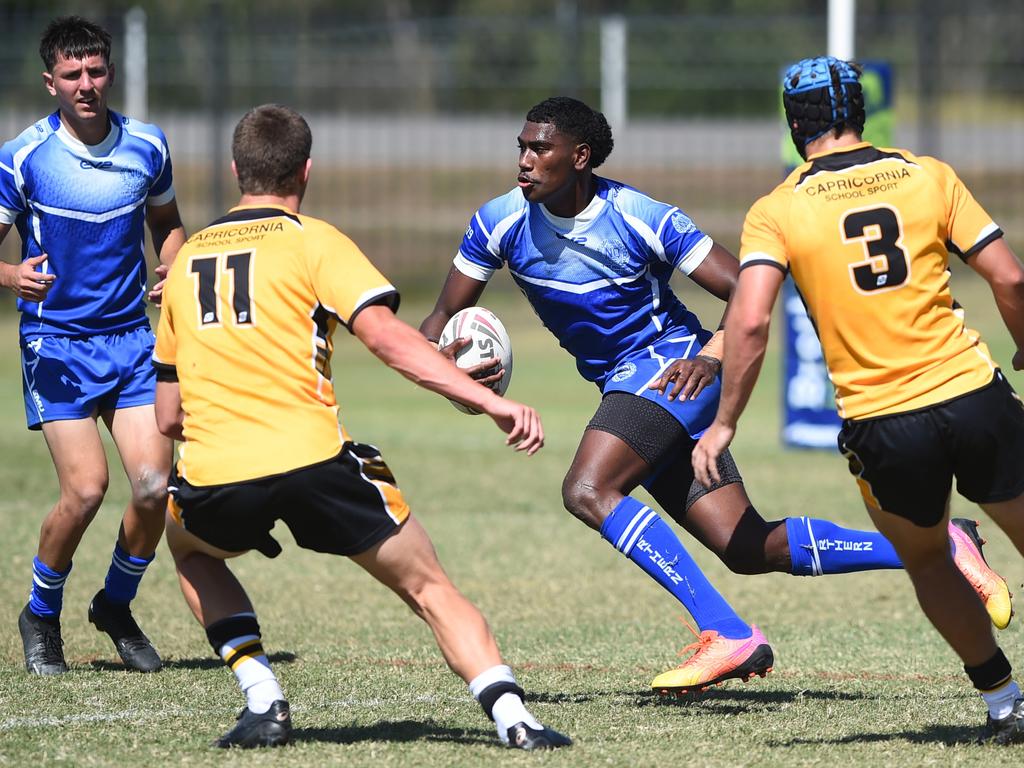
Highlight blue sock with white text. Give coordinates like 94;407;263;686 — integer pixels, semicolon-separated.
600;496;752;639
103;542;154;605
28;557;72;619
785;516;902;576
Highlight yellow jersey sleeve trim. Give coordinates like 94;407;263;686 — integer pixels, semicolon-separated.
344;288;401;334
739;251;788;272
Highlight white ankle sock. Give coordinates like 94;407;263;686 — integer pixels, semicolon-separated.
982;680;1022;720
491;692;541;743
468;665;542;743
245;676;286;714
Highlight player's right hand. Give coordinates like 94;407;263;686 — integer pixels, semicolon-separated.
692;420;735;488
3;254;55;302
1013;348;1023;371
484;397;544;455
438;336;505;388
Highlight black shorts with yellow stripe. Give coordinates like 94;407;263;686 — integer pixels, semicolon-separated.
168;442;410;558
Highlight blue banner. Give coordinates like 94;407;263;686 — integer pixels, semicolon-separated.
781;280;840;448
780;60;892;448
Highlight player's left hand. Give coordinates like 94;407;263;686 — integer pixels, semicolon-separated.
1013;348;1024;371
438;336;504;388
650;355;721;401
148;264;169;305
692;421;735;488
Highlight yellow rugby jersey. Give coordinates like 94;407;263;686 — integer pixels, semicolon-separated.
740;142;1001;420
153;205;399;485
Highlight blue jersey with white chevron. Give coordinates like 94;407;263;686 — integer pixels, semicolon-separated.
0;110;175;337
455;176;714;387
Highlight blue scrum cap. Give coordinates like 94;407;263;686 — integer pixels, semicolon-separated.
782;56;865;158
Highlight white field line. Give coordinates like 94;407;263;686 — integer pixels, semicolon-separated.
0;693;453;731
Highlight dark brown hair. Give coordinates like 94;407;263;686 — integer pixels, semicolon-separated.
232;104;312;196
39;16;112;71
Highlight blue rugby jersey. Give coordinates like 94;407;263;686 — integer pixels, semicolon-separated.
0;110;175;337
455;176;715;388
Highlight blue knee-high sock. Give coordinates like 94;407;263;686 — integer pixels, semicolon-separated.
600;496;752;639
785;516;902;576
29;557;72;619
103;543;154;605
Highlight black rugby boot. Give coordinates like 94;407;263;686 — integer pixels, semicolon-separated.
506;722;572;750
215;700;292;748
87;589;162;672
19;604;68;675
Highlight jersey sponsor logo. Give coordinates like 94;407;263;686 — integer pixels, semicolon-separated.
802;167;910;201
636;537;685;586
188;221;284;245
671;211;696;235
610;361;637;382
79;159;114;170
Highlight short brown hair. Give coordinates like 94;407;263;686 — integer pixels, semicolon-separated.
232;105;312;196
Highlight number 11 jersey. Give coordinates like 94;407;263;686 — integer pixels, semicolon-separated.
154;205;398;486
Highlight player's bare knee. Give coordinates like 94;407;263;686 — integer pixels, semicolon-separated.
132;467;169;512
561;475;607;528
59;479;108;524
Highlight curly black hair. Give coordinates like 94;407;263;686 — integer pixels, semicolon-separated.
525;96;614;169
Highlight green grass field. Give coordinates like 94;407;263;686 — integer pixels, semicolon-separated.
1;275;1022;767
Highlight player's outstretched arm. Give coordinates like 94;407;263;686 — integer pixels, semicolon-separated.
692;263;783;487
966;237;1024;370
355;304;544;454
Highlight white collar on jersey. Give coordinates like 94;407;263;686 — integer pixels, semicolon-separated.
54;114;120;157
539;190;606;234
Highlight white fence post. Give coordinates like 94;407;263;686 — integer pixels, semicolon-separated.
124;7;147;120
601;15;627;129
828;0;856;59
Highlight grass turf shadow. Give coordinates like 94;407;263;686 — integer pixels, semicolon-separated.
88;650;298;672
292;718;493;747
766;722;982;747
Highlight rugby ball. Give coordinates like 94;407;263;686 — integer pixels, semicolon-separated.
437;306;513;414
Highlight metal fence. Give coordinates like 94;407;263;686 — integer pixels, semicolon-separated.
2;3;1023;290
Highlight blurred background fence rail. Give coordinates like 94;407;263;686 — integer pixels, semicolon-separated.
2;0;1022;291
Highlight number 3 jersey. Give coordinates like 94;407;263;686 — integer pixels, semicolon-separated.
740;142;1001;420
153;205;398;486
454;176;715;389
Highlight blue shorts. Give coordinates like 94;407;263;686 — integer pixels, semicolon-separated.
601;335;720;440
21;326;157;430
